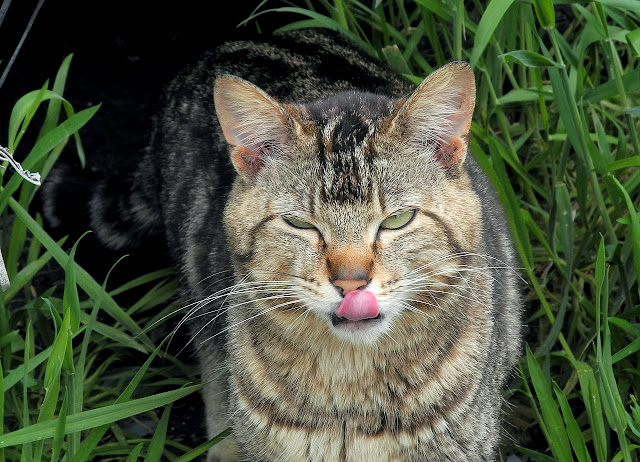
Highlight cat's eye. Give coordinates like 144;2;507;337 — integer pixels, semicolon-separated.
284;217;316;230
380;210;416;230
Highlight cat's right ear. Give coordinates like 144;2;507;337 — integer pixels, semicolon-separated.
214;76;295;177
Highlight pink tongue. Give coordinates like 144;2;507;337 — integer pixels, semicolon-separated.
336;290;379;321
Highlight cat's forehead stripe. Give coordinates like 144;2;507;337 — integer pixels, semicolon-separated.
305;102;386;204
317;113;376;203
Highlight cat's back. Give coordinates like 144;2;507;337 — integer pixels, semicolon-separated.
179;29;412;104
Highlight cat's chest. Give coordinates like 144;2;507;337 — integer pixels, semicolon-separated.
227;309;490;460
230;378;476;462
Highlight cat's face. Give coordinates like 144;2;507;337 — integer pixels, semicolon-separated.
216;63;481;345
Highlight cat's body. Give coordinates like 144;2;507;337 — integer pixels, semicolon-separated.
58;30;522;461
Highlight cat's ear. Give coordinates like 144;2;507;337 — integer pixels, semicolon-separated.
214;76;296;176
389;62;475;169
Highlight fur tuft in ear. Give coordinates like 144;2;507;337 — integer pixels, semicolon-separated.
214;76;295;177
390;62;476;169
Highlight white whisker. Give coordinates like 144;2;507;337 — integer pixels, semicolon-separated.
195;299;303;352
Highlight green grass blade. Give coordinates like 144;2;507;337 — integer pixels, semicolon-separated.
71;255;126;458
0;294;12;373
64;232;89;334
599;302;632;461
125;443;144;462
50;387;68;462
0;384;203;448
244;7;377;56
381;44;412;74
611;177;640;297
0;331;19;351
469;0;514;68
8;82;48;152
5;207;28;280
34;307;67;462
611;446;640;462
8;197;154;350
532;0;554;29
554;382;592;462
4;345;54;393
173;428;233;462
42;308;69;392
596;0;640;12
627;27;640;55
275;18;329;32
488;139;533;267
22;323;33;461
71;338;169;462
584;69;640;103
107;268;174;297
0;105;100;214
499;50;561;68
514;445;558;462
38;54;73;139
610;330;640;364
608;156;640;171
143;402;172;462
77;311;147;353
0;360;3;462
526;346;573;462
555;183;574;275
33;310;68;461
544;33;617;243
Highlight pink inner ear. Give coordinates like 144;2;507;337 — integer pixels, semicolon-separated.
232;145;266;175
435;136;466;168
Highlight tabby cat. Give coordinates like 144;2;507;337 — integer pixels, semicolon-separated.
66;30;522;461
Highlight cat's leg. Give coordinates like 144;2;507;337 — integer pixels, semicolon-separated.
200;353;240;462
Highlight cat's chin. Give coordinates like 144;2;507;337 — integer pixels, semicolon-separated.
328;313;387;343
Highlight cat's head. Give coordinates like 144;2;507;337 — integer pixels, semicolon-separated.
213;63;482;345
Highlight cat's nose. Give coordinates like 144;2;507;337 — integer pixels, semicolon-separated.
333;279;367;296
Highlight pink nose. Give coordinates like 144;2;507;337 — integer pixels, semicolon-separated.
332;279;367;296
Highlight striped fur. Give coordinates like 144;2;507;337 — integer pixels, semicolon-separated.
78;30;521;461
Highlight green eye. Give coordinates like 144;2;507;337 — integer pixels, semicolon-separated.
380;210;415;230
284;217;316;229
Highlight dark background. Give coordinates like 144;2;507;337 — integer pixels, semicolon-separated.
0;0;290;277
0;1;273;150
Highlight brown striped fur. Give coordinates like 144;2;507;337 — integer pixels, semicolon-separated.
73;29;521;461
210;56;521;460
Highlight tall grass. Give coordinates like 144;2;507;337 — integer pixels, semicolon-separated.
0;54;224;460
1;0;639;460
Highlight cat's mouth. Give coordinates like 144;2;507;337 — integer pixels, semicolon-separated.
331;313;383;330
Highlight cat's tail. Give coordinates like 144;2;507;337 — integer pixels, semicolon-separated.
42;151;163;251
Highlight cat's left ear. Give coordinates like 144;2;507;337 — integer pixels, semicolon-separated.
214;75;298;177
389;62;475;169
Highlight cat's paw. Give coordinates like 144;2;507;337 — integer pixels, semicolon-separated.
207;435;241;462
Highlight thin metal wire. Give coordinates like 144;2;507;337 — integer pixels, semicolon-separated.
0;0;13;30
0;0;46;91
0;145;41;185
